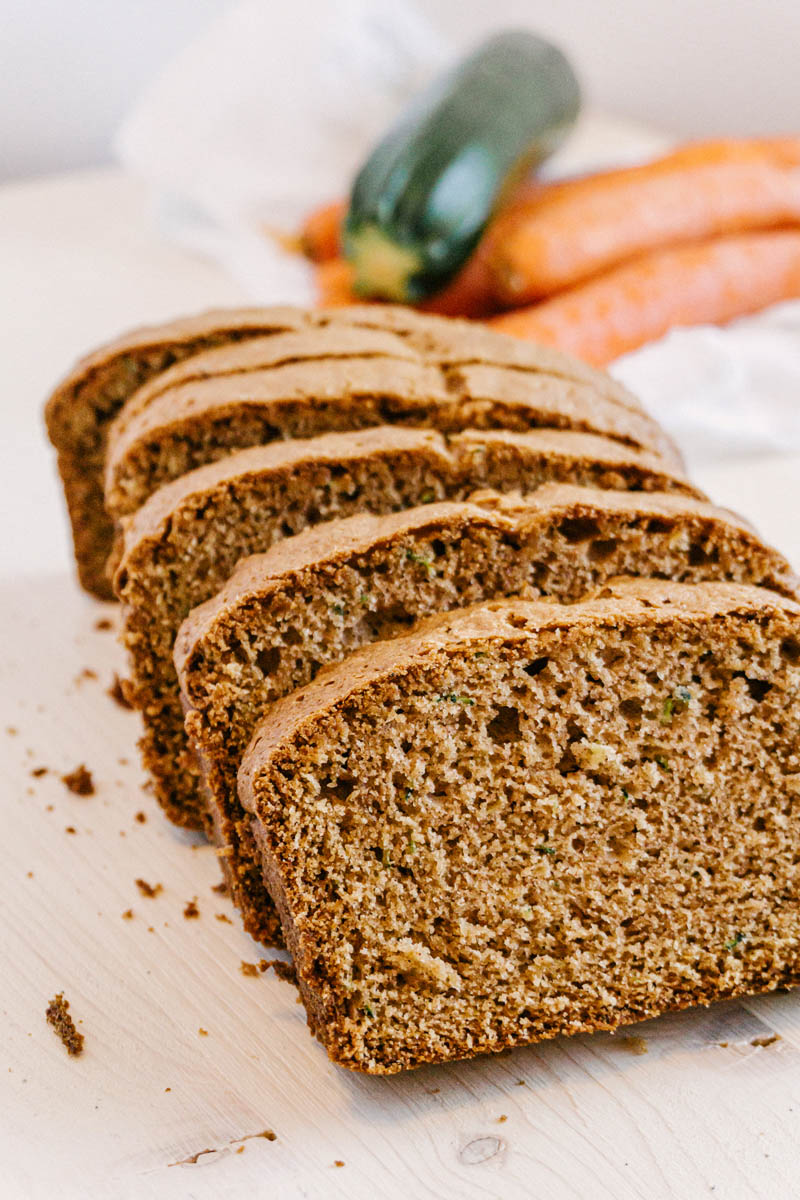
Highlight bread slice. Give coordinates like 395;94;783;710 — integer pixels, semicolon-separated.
104;353;679;522
116;427;700;835
238;580;800;1073
45;303;638;598
175;488;798;945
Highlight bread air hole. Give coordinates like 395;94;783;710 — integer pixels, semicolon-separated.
487;706;521;745
781;637;800;664
587;537;619;563
557;516;600;543
256;645;281;676
524;657;549;677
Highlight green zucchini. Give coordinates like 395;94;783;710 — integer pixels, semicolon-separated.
343;30;580;303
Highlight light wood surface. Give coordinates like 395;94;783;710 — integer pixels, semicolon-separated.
3;164;800;1200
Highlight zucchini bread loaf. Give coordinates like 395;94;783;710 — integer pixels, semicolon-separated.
238;580;800;1073
175;487;799;944
45;304;638;598
118;427;699;831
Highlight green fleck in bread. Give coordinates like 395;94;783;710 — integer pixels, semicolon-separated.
44;303;642;598
238;580;800;1073
116;427;698;840
176;487;798;945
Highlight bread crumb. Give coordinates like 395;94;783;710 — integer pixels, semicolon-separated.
46;993;84;1056
75;668;97;684
135;879;163;899
134;811;147;824
334;1160;345;1168
211;881;228;895
619;1036;649;1055
215;913;233;924
235;1145;245;1154
198;1028;208;1037
497;1115;508;1123
94;618;113;631
183;899;200;919
30;767;48;778
61;765;95;796
122;909;134;920
257;1130;277;1142
65;826;77;835
6;725;18;736
240;962;260;978
751;1034;780;1048
108;674;134;710
258;958;297;984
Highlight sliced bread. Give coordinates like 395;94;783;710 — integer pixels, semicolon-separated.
175;487;798;945
45;303;638;598
104;354;678;523
238;580;800;1073
116;427;699;834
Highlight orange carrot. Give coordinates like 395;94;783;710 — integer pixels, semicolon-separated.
313;258;362;307
491;160;800;305
663;136;800;170
300;200;347;262
489;231;800;365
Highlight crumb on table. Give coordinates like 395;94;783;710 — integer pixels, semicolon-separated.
618;1035;649;1055
259;958;297;985
46;993;84;1056
240;961;260;978
94;618;113;631
30;766;48;778
134;811;147;824
183;899;200;919
108;674;133;710
61;765;95;796
135;878;163;899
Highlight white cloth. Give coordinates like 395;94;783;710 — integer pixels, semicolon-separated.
116;0;800;467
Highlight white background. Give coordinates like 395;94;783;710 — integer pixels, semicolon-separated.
2;0;799;182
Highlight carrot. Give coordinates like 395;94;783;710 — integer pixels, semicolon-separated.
314;258;359;307
300;200;347;262
489;231;800;365
663;136;800;170
491;160;800;305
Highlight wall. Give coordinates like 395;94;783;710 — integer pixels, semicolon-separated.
1;0;797;181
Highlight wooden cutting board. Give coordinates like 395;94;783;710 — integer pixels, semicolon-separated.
3;452;800;1200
